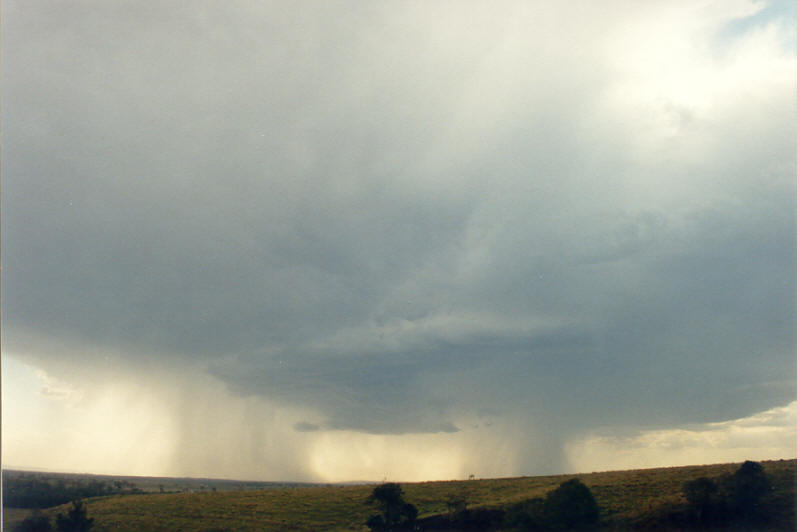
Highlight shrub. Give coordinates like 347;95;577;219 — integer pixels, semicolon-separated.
452;508;505;530
504;497;545;530
365;483;418;531
728;460;771;522
681;461;773;527
542;478;599;529
366;514;386;530
504;479;599;530
14;511;52;532
683;477;718;526
55;500;93;532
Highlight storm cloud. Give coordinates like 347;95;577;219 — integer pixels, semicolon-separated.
2;0;794;479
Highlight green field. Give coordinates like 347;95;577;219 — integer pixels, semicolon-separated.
4;459;794;531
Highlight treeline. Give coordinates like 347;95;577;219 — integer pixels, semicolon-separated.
364;460;786;530
678;460;777;528
7;460;789;531
14;500;94;532
3;475;138;509
364;477;600;531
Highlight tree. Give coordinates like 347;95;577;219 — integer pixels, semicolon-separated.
728;460;771;521
55;501;93;532
543;478;599;529
365;483;418;531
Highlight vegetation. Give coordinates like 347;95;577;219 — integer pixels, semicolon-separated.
12;501;94;532
501;478;599;530
728;459;772;520
13;511;52;532
682;477;717;525
2;475;124;509
2;470;310;509
543;478;599;529
54;501;94;532
681;460;776;528
2;459;793;531
364;483;418;531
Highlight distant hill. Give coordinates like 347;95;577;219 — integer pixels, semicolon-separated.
2;468;324;498
3;458;794;531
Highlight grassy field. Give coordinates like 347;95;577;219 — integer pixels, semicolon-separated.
3;459;794;531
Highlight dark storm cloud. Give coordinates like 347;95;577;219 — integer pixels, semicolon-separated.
3;0;794;473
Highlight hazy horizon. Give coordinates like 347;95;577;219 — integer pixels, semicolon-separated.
2;0;795;483
4;456;795;486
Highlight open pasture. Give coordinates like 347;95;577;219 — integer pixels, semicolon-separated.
4;459;794;531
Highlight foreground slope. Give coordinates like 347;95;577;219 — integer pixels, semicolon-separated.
5;459;794;531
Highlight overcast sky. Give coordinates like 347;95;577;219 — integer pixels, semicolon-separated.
2;0;795;482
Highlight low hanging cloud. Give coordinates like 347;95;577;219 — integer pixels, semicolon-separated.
2;0;794;480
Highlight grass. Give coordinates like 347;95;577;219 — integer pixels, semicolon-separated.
1;509;32;531
4;458;794;531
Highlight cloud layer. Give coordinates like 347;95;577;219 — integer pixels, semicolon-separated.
3;0;795;479
566;401;797;472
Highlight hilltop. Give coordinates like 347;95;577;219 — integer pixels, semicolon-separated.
3;459;794;531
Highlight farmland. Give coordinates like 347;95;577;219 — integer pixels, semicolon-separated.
3;459;794;531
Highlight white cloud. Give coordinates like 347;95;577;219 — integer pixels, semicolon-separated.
34;369;84;404
565;400;797;472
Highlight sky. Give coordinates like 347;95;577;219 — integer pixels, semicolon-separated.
2;0;795;482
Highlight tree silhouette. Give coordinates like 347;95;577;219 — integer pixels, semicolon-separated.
728;460;771;521
543;478;599;529
55;500;93;532
365;483;417;531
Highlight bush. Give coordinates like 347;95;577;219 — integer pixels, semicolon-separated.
683;476;719;525
417;508;505;531
504;497;545;530
503;479;599;530
14;511;52;532
365;514;386;530
681;461;773;527
55;500;93;532
728;460;771;522
543;478;600;529
365;483;418;531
